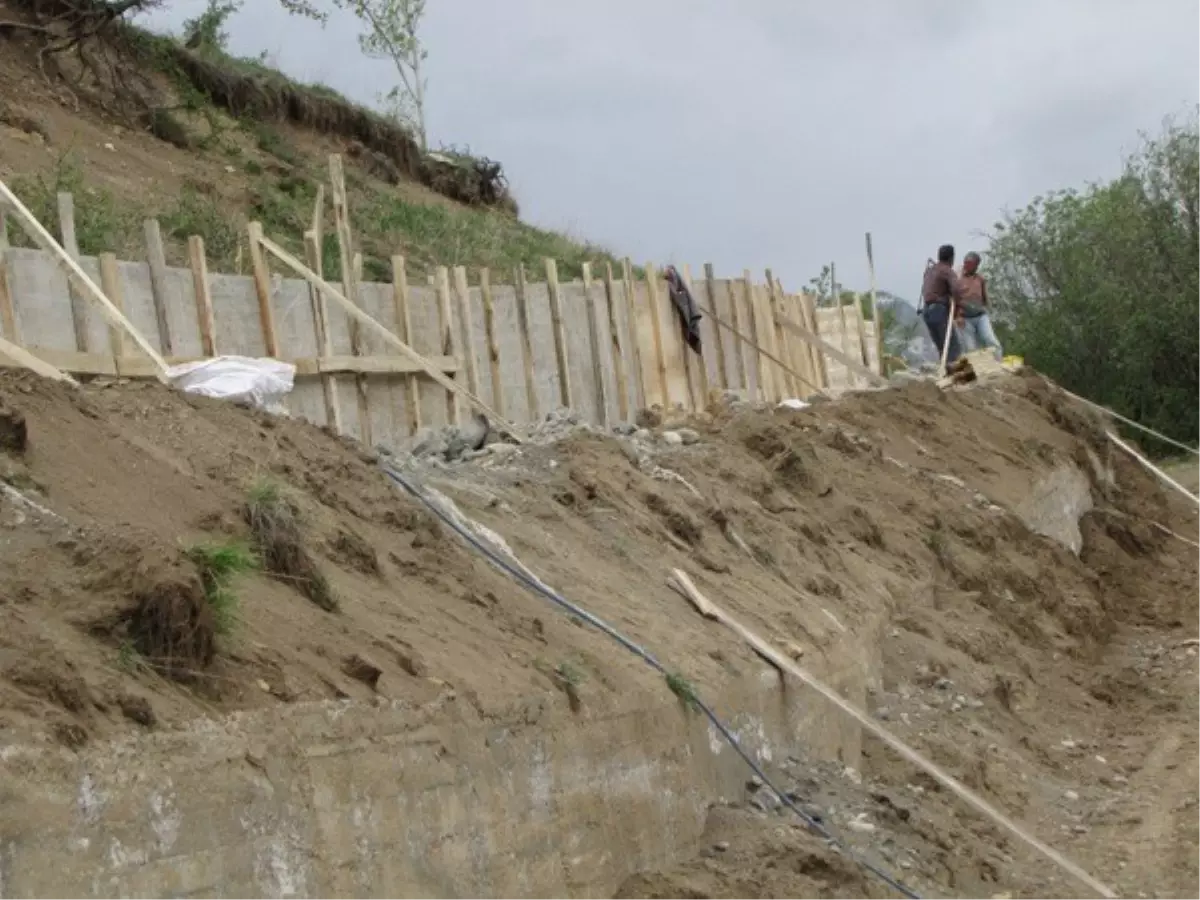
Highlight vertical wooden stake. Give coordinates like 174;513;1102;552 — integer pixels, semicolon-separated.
514;263;539;421
544;257;572;409
602;261;630;422
743;270;767;403
246;222;279;357
704;263;728;392
188;235;217;357
452;265;481;403
57;192;89;352
351;252;372;447
803;292;829;389
478;267;504;419
725;278;749;394
621;257;646;411
766;268;796;398
99;253;126;372
0;208;16;342
329;154;370;440
305;229;341;434
435;265;461;424
681;264;706;410
865;232;885;375
644;262;670;408
581;262;609;427
143;218;174;355
391;255;420;435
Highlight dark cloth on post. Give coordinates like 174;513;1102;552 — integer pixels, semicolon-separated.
664;266;703;354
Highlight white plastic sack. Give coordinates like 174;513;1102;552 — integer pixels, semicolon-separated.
777;398;811;411
167;356;295;414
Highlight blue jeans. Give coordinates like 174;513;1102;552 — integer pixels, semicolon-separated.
957;312;1003;361
922;302;961;365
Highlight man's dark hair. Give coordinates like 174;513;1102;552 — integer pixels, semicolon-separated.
964;251;981;265
937;244;955;264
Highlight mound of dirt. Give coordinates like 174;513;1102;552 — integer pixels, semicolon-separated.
0;367;1194;898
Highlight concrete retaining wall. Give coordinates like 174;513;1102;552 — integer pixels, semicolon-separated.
0;643;874;898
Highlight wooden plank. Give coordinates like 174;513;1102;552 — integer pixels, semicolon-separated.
0;206;17;342
0;178;167;379
351;252;372;447
644;263;670;408
514;264;539;421
681;264;706;410
304;229;341;434
187;235;217;357
99;253;126;370
245;222;279;357
0;336;77;384
766;268;797;398
314;354;459;376
434;265;461;424
452;265;481;403
664;568;1117;900
622;258;646;410
328;155;370;440
479;267;504;420
545;257;572;409
143;218;174;356
57;192;89;352
704;263;728;391
741;271;763;403
865;232;885;375
725;279;749;394
801;292;828;388
256;233;517;436
580;262;609;427
775;310;889;387
602;261;630;421
393;255;421;434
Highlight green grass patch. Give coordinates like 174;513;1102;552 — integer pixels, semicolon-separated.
185;539;259;636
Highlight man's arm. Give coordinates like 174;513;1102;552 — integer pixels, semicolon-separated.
946;267;965;301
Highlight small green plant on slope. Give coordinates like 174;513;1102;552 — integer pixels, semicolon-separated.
244;479;337;612
185;539;259;636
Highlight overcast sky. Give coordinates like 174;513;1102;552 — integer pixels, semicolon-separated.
146;0;1198;301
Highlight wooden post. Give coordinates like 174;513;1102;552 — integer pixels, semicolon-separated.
602;261;630;422
305;229;341;434
57;192;89;352
766;268;797;398
704;263;728;391
351;252;373;447
99;253;126;369
514;263;539;421
478;267;504;420
246;222;279;357
682;264;706;410
725;279;749;395
452;265;481;405
143;218;174;356
329;154;370;440
435;265;461;424
802;292;829;389
742;270;770;402
644;263;670;408
581;262;609;427
621;257;646;410
187;235;217;357
865;232;885;375
391;255;421;435
0;207;16;342
544;258;572;409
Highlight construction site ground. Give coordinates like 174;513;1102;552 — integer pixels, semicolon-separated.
0;367;1195;898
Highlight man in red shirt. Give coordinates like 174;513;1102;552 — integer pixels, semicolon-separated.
920;244;963;365
955;251;1003;361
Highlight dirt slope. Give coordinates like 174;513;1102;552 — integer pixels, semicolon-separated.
0;368;1195;898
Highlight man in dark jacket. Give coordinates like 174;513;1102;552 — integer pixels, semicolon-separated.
920;244;963;365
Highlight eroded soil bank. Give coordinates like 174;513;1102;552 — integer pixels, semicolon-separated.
0;369;1194;897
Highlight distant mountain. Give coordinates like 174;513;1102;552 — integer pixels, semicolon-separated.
876;293;938;366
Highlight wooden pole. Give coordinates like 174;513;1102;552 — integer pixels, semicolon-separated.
704;263;728;392
434;265;461;424
865;232;885;375
741;270;763;403
256;233;517;436
602;261;630;422
544;258;572;409
143;218;175;357
1108;431;1200;506
766;268;797;398
939;299;958;377
245;222;280;358
187;235;217;357
452;265;481;408
621;257;646;411
644;263;670;408
328;155;370;440
665;569;1118;900
682;264;706;410
725;279;749;394
0;335;76;384
0;178;167;379
57;192;89;352
514;263;539;421
581;262;609;427
99;253;125;372
392;255;421;435
477;267;503;422
304;229;341;434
